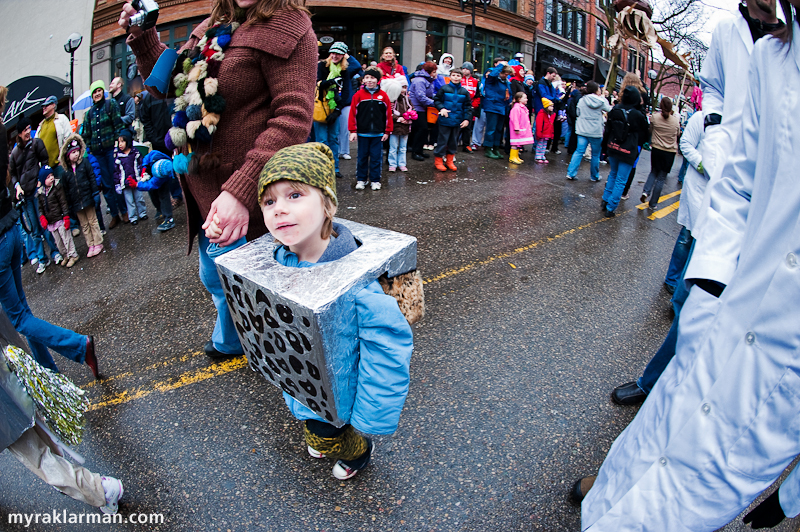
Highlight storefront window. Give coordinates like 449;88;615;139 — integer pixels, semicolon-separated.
464;30;519;75
377;21;403;65
499;0;518;12
313;17;404;67
426;19;448;63
596;24;610;59
627;47;637;72
546;1;586;46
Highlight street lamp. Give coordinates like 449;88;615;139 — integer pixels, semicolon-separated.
64;32;83;119
460;0;491;70
648;68;657;111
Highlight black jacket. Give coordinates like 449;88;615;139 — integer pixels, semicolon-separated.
0;121;18;236
138;92;173;154
37;180;70;225
603;86;649;165
58;133;98;212
10;138;48;197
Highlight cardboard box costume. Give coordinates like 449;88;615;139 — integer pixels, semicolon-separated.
215;219;417;428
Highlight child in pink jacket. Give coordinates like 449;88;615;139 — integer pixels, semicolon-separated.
509;92;533;164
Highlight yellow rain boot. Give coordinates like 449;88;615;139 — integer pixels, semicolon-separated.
509;148;523;164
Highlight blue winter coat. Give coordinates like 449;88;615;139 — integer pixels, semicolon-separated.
85;153;103;190
136;150;173;192
277;223;413;435
409;70;435;113
533;78;558;113
482;65;511;115
434;83;473;127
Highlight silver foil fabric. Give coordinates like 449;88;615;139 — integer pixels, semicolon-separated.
215;218;417;427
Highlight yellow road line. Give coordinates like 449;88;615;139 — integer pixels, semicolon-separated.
88;356;248;411
87;205;640;411
637;189;682;210
648;200;681;220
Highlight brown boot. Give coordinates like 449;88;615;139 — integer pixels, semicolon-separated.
121;213;130;223
570;475;596;505
434;156;447;172
108;216;121;229
445;154;457;171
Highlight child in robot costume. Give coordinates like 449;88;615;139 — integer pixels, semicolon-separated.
256;142;414;480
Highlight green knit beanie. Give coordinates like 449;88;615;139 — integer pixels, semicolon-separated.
257;143;338;206
90;80;106;93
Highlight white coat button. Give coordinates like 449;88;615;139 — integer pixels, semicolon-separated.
746;332;755;345
659;457;667;466
702;403;711;415
787;253;798;268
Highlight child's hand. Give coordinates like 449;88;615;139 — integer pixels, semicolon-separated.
39;216;48;230
63;217;70;230
349;133;357;142
460;120;469;129
381;134;389;142
204;213;223;239
439;108;450;117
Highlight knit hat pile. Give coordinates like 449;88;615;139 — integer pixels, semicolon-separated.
328;42;348;55
257;143;337;206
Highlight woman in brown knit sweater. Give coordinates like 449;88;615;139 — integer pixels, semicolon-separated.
119;0;316;358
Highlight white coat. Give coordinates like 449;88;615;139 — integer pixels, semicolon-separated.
675;111;706;233
581;27;800;530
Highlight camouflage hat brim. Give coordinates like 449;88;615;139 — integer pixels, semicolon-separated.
257;142;338;205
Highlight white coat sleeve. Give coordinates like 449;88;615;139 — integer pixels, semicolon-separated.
778;462;800;518
698;24;727;184
684;52;760;286
679;112;703;170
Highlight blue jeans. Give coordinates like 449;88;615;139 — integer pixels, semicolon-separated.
482;111;504;149
665;226;693;287
602;156;634;212
0;227;86;372
339;106;351;156
388;134;408;168
356;136;383;183
566;136;602;180
471;109;486;146
20;196;58;262
677;157;689;184
198;231;247;355
94;149;125;218
562;120;571;148
313;118;340;173
637;241;694;393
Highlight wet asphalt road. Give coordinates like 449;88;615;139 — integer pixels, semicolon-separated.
0;146;797;532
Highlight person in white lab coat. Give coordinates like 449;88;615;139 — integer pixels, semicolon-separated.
579;9;800;531
608;0;784;408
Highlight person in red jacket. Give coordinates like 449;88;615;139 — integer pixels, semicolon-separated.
460;63;479;152
535;98;556;163
376;47;404;78
348;67;392;190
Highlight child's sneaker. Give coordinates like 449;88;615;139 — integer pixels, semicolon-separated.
36;262;47;274
332;439;373;480
66;256;79;268
157;218;175;232
340;154;351;160
370;182;381;191
399;166;408;172
100;476;124;514
54;253;64;265
388;167;396;172
307;445;325;459
355;181;366;190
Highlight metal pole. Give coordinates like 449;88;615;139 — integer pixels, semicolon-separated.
69;50;75;119
471;0;476;64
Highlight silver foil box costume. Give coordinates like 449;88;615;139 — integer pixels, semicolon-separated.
215;218;417;427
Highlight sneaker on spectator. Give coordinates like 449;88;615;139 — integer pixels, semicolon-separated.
30;258;38;266
340;153;351;160
36;262;47;274
388;167;396;172
370;182;381;190
355;181;366;190
307;445;325;459
332;439;373;480
100;477;124;515
157;218;175;232
66;256;79;268
71;228;80;237
399;166;408;172
54;253;64;265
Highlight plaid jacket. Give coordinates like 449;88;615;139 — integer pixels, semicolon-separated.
80;98;124;155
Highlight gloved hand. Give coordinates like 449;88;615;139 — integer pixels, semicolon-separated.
63;217;70;230
115;183;124;195
697;162;704;174
126;177;138;189
39;215;48;229
744;490;785;529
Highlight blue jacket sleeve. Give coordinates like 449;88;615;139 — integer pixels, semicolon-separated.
349;281;413;435
86;154;102;188
134;174;166;191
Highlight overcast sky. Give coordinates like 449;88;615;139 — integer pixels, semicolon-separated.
700;0;740;41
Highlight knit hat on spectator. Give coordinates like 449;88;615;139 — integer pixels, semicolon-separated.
257;143;337;206
461;62;474;72
66;138;82;158
328;41;348;55
90;80;105;94
363;66;382;81
118;128;133;144
152;159;174;179
38;166;53;185
541;98;554;109
524;74;535;84
16;115;31;132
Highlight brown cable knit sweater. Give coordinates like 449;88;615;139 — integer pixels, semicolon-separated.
128;9;317;252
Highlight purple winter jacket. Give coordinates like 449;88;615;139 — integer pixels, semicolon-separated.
409;71;435;113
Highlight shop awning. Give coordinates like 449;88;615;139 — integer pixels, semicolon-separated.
1;76;70;129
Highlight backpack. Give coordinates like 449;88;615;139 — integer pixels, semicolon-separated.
606;108;631;151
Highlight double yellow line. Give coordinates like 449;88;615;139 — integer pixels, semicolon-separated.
86;191;682;411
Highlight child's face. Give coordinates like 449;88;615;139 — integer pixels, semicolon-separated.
546;105;554;113
45;175;54;188
118;137;128;151
449;71;462;84
261;181;329;256
68;150;80;164
520;94;528;105
400;85;408;95
362;74;378;89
